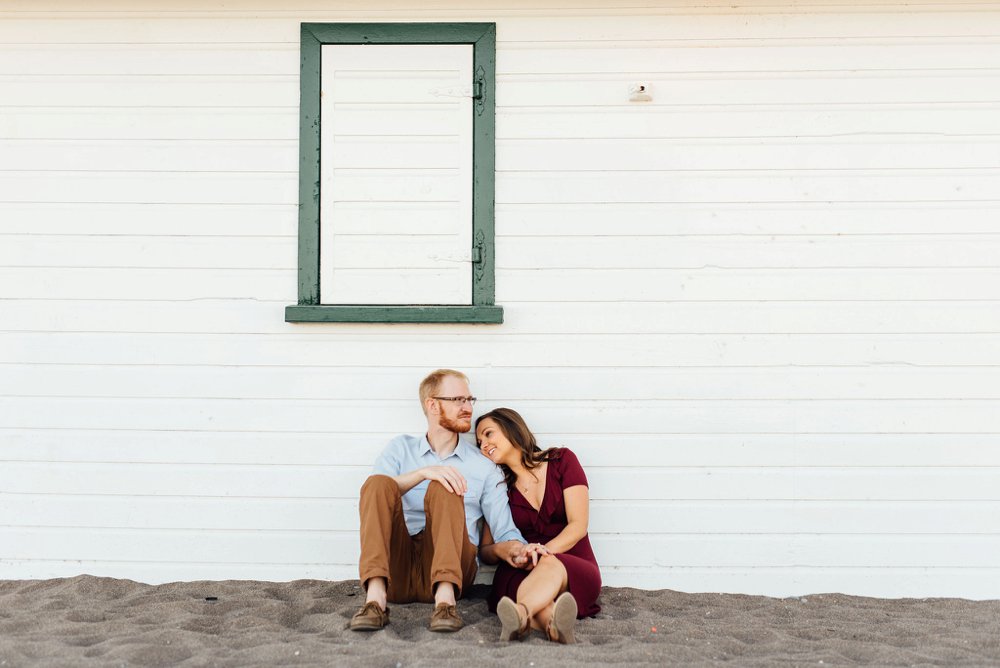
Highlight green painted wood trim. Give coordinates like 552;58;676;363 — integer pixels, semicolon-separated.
297;25;321;305
285;305;503;324
301;23;495;44
471;24;497;306
294;22;500;323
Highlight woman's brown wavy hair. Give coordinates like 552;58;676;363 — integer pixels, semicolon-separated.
475;407;561;490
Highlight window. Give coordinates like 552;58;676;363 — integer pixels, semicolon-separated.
285;23;502;324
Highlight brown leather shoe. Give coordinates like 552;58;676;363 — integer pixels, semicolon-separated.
429;603;464;632
349;601;389;631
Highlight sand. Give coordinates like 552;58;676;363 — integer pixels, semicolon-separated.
1;576;998;667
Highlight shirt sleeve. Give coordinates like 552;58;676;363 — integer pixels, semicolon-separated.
481;465;525;544
558;448;589;489
371;437;404;477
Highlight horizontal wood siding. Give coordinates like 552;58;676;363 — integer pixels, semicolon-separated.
2;0;999;597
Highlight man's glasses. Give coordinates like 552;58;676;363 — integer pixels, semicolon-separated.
433;396;478;406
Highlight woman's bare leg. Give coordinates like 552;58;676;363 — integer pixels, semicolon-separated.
514;555;568;631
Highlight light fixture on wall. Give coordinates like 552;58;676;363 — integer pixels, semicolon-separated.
629;82;652;102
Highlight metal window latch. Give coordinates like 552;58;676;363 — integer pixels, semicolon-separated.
472;230;486;281
473;66;486;116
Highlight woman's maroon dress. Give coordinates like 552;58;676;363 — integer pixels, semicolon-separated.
487;448;602;618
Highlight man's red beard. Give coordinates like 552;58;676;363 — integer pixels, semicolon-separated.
439;414;472;434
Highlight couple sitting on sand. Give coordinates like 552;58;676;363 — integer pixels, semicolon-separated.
349;369;601;643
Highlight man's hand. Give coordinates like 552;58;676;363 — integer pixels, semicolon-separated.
420;466;467;495
499;541;532;569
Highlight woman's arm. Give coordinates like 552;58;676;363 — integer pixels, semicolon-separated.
543;485;590;555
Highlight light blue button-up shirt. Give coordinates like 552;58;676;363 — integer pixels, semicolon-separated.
372;433;525;548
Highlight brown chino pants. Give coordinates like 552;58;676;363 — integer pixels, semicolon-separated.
358;474;478;603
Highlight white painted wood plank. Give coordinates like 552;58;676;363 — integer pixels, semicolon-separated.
6;106;998;142
495;171;1000;204
495;203;1000;237
4;331;999;367
0;559;357;585
0;75;297;107
497;43;1000;74
0;18;300;44
6;75;997;111
497;12;1000;42
0;236;294;269
594;535;1000;569
2;460;998;501
324;237;470;272
496;236;1000;269
0;172;295;205
7;429;1000;468
324;269;470;304
0;429;386;466
0;203;296;236
3;495;362;531
497;107;1000;139
588;500;1000;535
494;74;1000;107
11;495;1000;534
0;139;298;172
0;45;298;75
7;363;1000;401
18;298;1000;335
499;301;1000;335
0;109;298;140
327;171;465;202
600;567;1000;599
19;299;1000;334
0;461;369;498
12;234;999;270
2;137;997;177
35;261;981;304
495;268;1000;302
0;268;292;300
5;527;1000;570
1;527;359;564
497;138;1000;171
3;395;1000;434
9;202;997;238
2;11;999;44
323;138;462;169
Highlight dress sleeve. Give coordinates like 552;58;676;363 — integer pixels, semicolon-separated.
557;448;589;489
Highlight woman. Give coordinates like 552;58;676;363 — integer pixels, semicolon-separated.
476;408;601;644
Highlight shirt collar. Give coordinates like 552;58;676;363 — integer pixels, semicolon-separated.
420;434;468;461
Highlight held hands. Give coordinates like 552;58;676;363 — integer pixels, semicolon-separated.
420;465;467;495
521;542;550;567
506;542;550;570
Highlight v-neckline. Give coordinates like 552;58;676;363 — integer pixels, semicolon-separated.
514;462;549;513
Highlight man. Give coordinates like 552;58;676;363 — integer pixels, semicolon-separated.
350;369;528;632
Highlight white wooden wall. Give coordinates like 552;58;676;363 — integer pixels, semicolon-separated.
2;0;1000;598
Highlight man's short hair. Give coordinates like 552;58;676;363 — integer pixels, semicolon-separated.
419;369;469;415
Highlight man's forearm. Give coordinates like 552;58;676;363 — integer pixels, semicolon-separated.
480;540;524;567
392;468;425;494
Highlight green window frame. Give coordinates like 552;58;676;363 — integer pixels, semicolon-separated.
285;22;502;324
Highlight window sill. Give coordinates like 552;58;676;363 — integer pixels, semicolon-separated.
284;305;504;324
